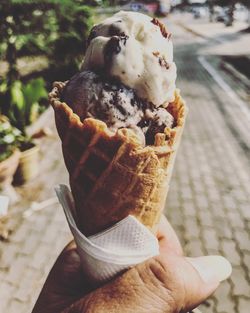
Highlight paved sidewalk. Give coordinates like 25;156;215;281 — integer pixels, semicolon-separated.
0;109;72;312
172;12;250;56
167;20;250;313
0;18;249;313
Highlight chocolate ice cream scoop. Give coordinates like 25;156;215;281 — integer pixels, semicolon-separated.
62;70;174;145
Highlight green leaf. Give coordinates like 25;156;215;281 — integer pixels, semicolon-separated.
10;80;25;111
3;134;15;144
22;78;47;105
0;81;7;93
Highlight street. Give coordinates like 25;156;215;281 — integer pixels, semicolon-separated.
0;15;250;313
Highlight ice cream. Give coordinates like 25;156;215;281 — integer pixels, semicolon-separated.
82;11;176;107
62;70;174;145
49;11;187;236
62;11;177;145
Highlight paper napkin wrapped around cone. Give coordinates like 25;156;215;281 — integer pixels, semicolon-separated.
55;184;159;285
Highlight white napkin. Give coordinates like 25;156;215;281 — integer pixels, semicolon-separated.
55;184;159;285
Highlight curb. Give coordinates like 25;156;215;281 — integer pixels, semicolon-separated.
175;21;224;44
176;21;207;38
221;60;250;90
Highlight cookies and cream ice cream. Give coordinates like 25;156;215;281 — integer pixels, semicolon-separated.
82;11;176;106
62;71;174;145
62;11;177;145
49;10;187;236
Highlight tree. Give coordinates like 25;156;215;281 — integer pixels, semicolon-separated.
0;0;94;130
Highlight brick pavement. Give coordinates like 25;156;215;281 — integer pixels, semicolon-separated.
0;19;249;313
0;110;72;313
165;20;250;313
171;12;249;53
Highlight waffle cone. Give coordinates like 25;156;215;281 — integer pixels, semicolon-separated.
49;82;187;236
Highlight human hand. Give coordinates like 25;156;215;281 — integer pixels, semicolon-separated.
32;216;231;313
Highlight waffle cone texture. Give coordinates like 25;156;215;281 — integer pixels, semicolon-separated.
49;82;187;236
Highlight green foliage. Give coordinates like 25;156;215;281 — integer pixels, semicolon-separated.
1;78;47;134
0;0;94;136
0;0;94;81
0;115;23;161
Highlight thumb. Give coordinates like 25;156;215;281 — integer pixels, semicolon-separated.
182;255;232;311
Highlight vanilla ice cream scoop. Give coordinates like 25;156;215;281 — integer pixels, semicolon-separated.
82;11;177;107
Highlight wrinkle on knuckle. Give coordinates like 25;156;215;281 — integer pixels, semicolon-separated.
147;257;169;285
145;257;184;312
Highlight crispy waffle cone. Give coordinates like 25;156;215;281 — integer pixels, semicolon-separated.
49;82;187;236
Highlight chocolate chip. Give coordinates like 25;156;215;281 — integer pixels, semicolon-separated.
151;18;171;39
104;37;122;63
153;52;170;69
104;34;129;66
138;118;150;128
116;103;127;116
153;51;160;57
109;24;122;36
159;56;170;69
120;33;129;46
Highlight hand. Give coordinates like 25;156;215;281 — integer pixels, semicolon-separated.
32;216;231;313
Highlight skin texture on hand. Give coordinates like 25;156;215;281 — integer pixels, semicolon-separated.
32;217;220;313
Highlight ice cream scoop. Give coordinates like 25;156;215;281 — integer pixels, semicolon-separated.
62;70;174;145
82;11;177;107
62;71;144;131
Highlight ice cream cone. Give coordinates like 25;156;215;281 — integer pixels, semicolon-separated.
49;81;187;236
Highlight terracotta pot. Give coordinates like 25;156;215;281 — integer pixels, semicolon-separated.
14;145;40;184
0;150;20;188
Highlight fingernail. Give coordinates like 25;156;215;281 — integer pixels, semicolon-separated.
187;255;232;284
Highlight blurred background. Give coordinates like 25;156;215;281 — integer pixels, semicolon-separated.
0;0;249;312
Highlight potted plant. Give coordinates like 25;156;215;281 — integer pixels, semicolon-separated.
0;115;21;200
13;134;40;184
0;0;94;184
1;78;47;184
9;78;47;184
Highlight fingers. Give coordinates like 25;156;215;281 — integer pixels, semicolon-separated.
156;215;232;311
153;252;231;312
182;256;231;311
63;240;77;252
157;215;183;256
32;241;89;313
179;257;220;311
51;241;92;296
187;256;232;286
58;242;232;313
